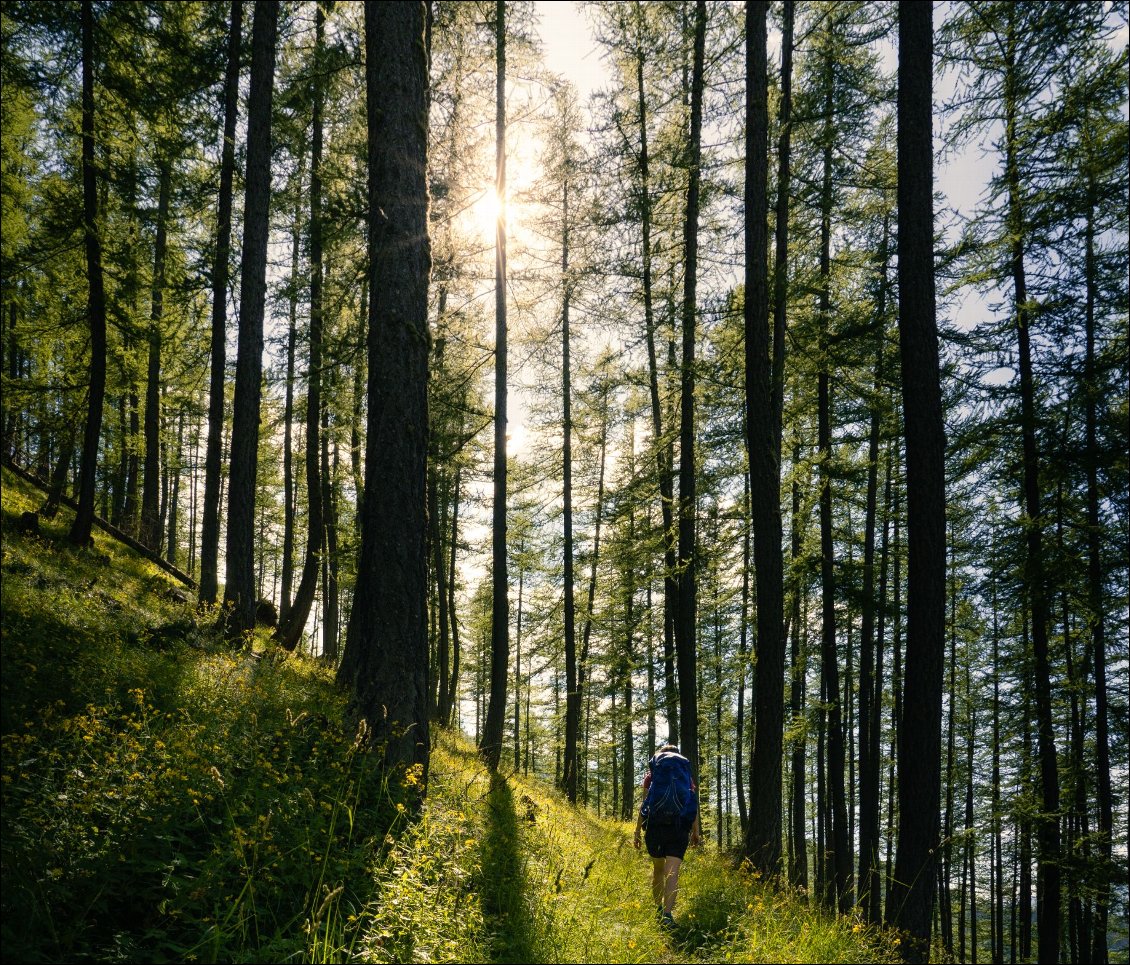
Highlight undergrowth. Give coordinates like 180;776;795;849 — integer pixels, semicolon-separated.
2;466;898;963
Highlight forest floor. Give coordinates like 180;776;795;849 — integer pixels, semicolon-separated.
0;465;897;963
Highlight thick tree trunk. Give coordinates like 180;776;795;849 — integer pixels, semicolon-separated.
222;0;277;638
890;6;947;961
743;0;786;877
336;0;431;777
199;0;241;605
675;0;706;777
480;0;509;773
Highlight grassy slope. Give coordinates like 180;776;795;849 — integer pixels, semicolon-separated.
1;467;896;963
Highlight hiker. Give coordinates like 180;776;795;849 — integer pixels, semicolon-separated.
633;743;701;927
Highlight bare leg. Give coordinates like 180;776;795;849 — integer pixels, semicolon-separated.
651;856;666;907
662;856;683;914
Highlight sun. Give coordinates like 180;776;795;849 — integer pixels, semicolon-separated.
471;186;508;239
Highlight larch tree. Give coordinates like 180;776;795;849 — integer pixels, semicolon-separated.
336;0;432;778
890;3;946;961
222;0;277;638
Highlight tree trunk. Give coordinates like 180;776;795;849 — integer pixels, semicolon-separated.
1003;14;1061;959
69;0;108;548
858;222;890;921
633;0;679;747
1082;158;1112;965
789;435;807;889
562;163;580;802
336;0;431;777
140;160;170;551
480;0;509;773
675;0;706;778
281;169;303;622
222;0;277;638
743;0;786;877
816;21;848;911
199;0;242;605
276;4;327;652
890;6;947;960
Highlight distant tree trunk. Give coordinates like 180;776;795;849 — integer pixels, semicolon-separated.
789;435;807;889
890;6;947;961
858;222;890;922
280;170;303;622
167;410;183;566
771;0;793;449
675;0;706;778
562;164;580;802
222;0;277;638
743;0;786;877
447;465;462;724
336;0;431;776
69;0;108;548
816;22;848;911
140;159;170;551
736;473;750;833
480;0;509;773
1002;13;1060;960
277;4;326;652
1083;171;1112;965
430;458;451;719
513;548;524;770
990;528;1004;965
322;418;339;662
579;388;610;794
41;422;77;520
199;0;242;605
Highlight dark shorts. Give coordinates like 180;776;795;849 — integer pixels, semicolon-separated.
644;817;690;860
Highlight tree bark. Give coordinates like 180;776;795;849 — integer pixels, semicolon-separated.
276;4;327;652
633;0;679;746
69;0;108;548
675;0;706;778
480;0;509;773
199;0;241;605
743;0;786;877
222;0;277;637
337;0;431;777
140;159;171;552
890;6;947;961
562;165;580;802
815;18;848;911
1002;13;1061;960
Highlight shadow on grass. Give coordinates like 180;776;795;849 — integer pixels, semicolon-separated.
478;772;545;964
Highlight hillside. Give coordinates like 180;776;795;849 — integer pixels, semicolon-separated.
1;467;896;963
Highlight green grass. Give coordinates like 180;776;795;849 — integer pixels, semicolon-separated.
2;466;898;963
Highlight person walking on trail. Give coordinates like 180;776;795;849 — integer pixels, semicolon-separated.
633;743;702;928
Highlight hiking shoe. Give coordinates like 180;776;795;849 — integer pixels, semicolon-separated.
661;911;676;929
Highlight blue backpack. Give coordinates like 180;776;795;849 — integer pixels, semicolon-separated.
643;750;697;830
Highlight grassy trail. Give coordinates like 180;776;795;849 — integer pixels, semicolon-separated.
356;732;897;964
